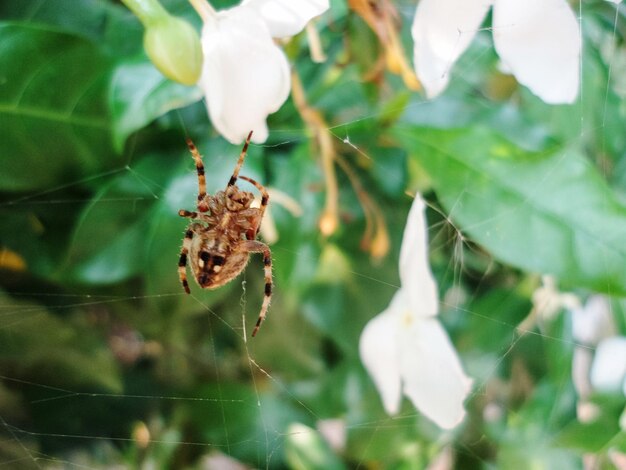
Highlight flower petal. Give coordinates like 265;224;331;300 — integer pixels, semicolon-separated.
399;316;472;429
398;193;438;317
571;295;615;346
242;0;329;38
492;0;580;104
412;0;492;98
571;346;593;398
590;336;626;394
199;6;290;143
359;291;405;415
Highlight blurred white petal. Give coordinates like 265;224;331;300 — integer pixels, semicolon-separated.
426;446;454;470
571;295;615;346
492;0;580;104
531;275;566;321
259;206;279;244
590;336;626;393
399;316;472;429
316;418;346;452
577;401;601;423
398;193;439;317
359;291;404;414
572;347;593;399
199;7;290;143
242;0;329;38
412;0;492;98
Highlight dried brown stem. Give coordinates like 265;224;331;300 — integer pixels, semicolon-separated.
291;68;339;236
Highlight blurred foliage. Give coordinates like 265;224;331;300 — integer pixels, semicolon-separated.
1;0;626;468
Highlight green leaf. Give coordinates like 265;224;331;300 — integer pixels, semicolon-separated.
553;393;625;453
0;291;121;392
0;0;115;41
0;23;115;191
63;159;161;284
109;60;202;151
496;382;581;470
554;419;621;453
397;126;626;295
498;444;581;470
0;0;145;56
463;289;531;353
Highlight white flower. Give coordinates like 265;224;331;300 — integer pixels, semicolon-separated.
590;336;626;394
193;0;328;144
570;295;613;400
530;275;580;323
359;194;472;430
412;0;581;104
571;295;615;346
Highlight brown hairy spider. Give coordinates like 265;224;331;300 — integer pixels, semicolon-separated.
178;131;272;337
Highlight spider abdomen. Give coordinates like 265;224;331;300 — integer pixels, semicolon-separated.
188;233;250;289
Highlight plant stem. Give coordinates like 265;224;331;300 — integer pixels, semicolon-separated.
121;0;168;26
291;69;339;237
189;0;217;22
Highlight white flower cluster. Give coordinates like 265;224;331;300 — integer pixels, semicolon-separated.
411;0;581;104
191;0;612;143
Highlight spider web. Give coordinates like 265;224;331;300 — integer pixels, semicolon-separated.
1;2;625;469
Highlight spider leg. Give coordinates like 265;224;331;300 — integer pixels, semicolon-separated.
178;228;194;294
179;209;198;219
238;240;272;337
227;131;253;187
186;138;209;212
238;175;269;238
178;210;213;224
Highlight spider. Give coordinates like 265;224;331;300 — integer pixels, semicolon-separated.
177;131;272;337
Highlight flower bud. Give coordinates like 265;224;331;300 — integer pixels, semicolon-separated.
122;0;203;84
144;15;203;85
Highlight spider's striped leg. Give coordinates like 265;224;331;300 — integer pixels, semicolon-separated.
227;130;253;187
178;210;213;224
186;138;209;212
239;175;269;237
239;240;272;337
178;209;199;219
178;227;194;294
